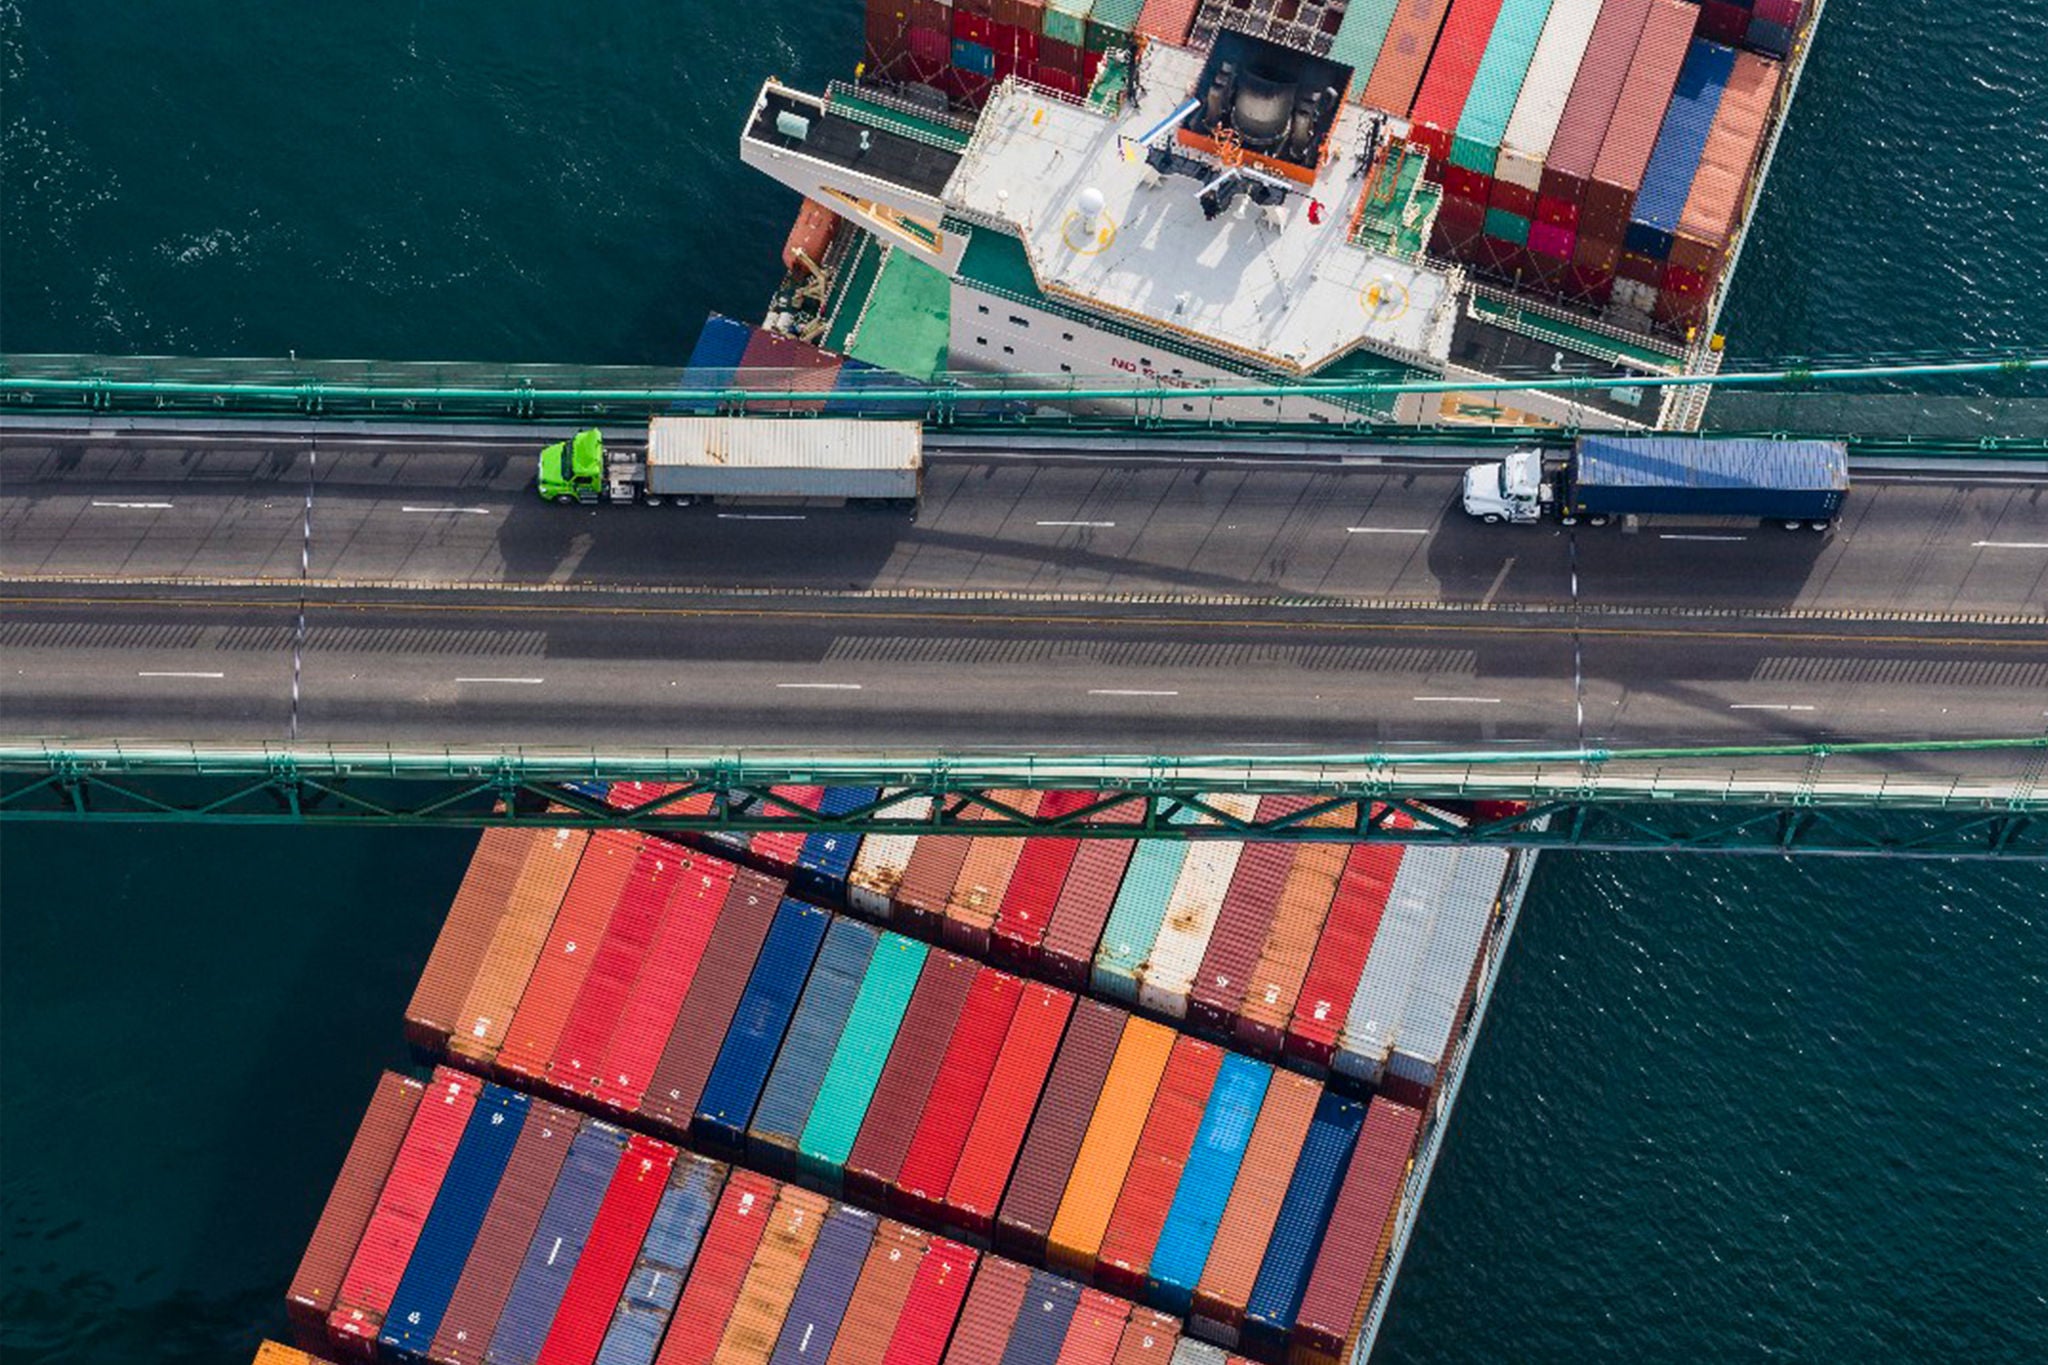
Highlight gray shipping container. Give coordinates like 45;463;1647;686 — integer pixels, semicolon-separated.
1002;1271;1084;1365
644;417;922;501
750;920;882;1166
1384;847;1511;1091
1169;1338;1230;1365
1332;847;1458;1086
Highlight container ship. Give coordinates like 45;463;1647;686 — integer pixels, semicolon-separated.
706;0;1824;430
282;785;1540;1364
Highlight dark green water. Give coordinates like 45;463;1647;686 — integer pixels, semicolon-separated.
4;1;2047;1361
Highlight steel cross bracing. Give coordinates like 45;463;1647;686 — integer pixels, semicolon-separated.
2;740;2042;860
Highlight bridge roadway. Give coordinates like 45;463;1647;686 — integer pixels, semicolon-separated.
2;419;2044;776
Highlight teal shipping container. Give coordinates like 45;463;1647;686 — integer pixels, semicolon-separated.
797;932;929;1188
1450;0;1557;173
1091;804;1205;1003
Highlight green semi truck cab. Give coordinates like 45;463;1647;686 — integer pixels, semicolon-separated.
536;428;609;504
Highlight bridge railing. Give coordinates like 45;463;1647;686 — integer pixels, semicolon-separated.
3;352;2044;456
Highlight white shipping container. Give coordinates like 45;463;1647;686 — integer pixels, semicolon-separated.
1137;792;1261;1018
1332;845;1459;1084
1385;846;1511;1091
1170;1338;1230;1365
847;791;933;918
1495;0;1606;191
644;417;922;500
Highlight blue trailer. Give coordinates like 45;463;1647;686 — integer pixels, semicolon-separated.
1462;437;1850;529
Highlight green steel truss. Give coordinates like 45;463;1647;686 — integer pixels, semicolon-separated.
3;739;2042;860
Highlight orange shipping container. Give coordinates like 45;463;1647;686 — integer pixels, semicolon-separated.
1095;1036;1223;1296
717;1185;833;1365
1055;1288;1132;1365
406;826;536;1048
943;790;1047;954
1109;1309;1181;1365
447;828;589;1063
1226;806;1352;1055
826;1219;930;1365
1045;1017;1177;1277
1190;1070;1323;1337
494;829;644;1080
1360;0;1454;115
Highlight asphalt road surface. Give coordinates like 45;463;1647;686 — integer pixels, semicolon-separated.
4;420;2045;762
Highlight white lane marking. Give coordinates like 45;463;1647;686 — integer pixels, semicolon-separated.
1480;557;1515;608
1088;688;1179;697
92;500;174;509
455;676;545;684
1973;541;2048;549
1729;703;1817;711
1345;526;1430;535
402;505;492;515
718;513;807;521
776;682;863;690
1659;533;1748;542
138;670;223;679
1413;695;1501;704
1037;520;1117;528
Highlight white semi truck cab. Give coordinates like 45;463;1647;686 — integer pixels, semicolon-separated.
1460;449;1549;524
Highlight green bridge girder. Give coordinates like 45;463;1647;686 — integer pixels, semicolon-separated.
3;739;2042;860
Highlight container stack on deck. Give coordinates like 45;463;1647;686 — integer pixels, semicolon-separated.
864;0;1140;104
287;784;1523;1363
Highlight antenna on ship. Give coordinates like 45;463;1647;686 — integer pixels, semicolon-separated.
1078;187;1106;237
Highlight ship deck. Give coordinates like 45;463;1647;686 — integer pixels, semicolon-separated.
947;45;1459;377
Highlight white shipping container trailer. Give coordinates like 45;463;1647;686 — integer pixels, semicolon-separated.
644;416;923;503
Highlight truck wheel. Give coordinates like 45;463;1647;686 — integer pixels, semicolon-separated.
551;494;576;505
1560;514;1578;526
1482;514;1503;525
1782;519;1803;531
1809;520;1830;532
642;495;665;507
1588;515;1611;528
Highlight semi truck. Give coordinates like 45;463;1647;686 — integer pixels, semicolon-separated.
1461;436;1850;529
537;416;923;508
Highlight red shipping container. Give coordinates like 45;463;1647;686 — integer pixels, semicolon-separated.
327;1068;480;1347
1136;0;1198;45
1407;0;1509;165
1055;1288;1131;1365
1663;262;1708;297
1488;175;1537;219
909;0;950;34
1039;839;1135;989
549;840;686;1094
994;49;1020;81
953;8;995;44
996;1000;1127;1259
1186;800;1309;1037
1286;843;1405;1068
1011;23;1040;64
1109;1310;1179;1365
748;786;827;875
1039;34;1085;75
407;829;534;1049
945;1258;1032;1365
1291;1099;1425;1365
653;1170;782;1365
430;1100;583;1365
957;0;994;15
1535;192;1580;230
880;1236;980;1365
1094;1036;1224;1296
893;833;976;941
893;968;1026;1224
1617;248;1665;287
1537;0;1654;212
496;830;644;1083
535;1134;680;1365
1036;66;1084;98
944;982;1074;1238
603;781;717;819
1442;164;1492;205
909;24;951;68
944;791;1048;955
990;814;1084;968
846;949;979;1206
1566;262;1616;305
288;1073;425;1335
591;851;736;1112
641;868;787;1135
1582;0;1697;242
1755;0;1803;26
1699;0;1747;44
1573;232;1621;272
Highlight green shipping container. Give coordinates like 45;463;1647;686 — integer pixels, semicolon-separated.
1485;207;1532;245
1327;0;1402;81
797;931;928;1188
1087;0;1138;50
1044;0;1093;48
1091;802;1205;1003
1450;0;1556;173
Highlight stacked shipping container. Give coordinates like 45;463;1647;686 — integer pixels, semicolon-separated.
299;1071;1427;1365
862;0;1132;106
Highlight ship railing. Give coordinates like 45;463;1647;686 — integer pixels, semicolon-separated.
1461;278;1690;375
823;79;975;154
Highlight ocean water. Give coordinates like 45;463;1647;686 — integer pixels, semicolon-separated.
4;1;2047;1362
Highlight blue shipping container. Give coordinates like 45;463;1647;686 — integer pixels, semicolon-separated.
1570;436;1849;520
792;787;875;902
380;1085;531;1356
1147;1055;1272;1313
1003;1271;1083;1365
484;1121;626;1365
952;38;996;78
1240;1094;1366;1357
695;898;833;1153
768;1205;878;1364
749;919;880;1166
1626;41;1736;259
593;1153;728;1365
